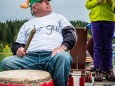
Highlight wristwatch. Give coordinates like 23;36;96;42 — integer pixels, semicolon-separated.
61;45;67;51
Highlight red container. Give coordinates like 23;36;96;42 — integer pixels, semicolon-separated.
79;77;85;86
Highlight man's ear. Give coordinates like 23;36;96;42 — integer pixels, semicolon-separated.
32;6;36;12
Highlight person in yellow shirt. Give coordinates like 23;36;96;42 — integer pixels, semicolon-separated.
86;0;115;81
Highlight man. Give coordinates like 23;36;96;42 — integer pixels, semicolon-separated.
1;0;77;86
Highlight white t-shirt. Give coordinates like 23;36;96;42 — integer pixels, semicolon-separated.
16;13;73;52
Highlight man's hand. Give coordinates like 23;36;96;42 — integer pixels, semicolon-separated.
16;47;27;57
51;46;66;57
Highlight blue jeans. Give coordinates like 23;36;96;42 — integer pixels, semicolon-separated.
91;21;114;71
1;51;72;86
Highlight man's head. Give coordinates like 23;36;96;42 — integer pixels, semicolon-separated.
31;0;52;17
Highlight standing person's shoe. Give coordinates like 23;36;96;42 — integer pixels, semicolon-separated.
94;68;103;82
103;71;106;77
105;68;115;81
90;67;95;72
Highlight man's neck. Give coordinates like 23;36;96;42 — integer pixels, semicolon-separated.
35;12;52;17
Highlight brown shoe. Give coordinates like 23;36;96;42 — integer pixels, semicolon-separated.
105;68;115;81
95;68;103;82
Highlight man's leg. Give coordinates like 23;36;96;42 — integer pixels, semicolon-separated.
47;52;72;86
1;53;42;70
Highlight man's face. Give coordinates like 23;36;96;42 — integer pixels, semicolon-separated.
32;0;52;14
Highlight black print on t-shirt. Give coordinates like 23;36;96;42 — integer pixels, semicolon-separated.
35;25;61;35
46;25;61;35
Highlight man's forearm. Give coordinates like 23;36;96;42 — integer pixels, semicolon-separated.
11;42;25;55
62;26;77;50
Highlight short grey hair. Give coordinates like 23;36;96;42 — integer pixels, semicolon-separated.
30;7;34;16
30;4;36;16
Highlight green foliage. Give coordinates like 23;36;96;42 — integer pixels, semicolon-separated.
3;44;11;52
0;42;4;52
70;20;89;27
0;20;28;46
87;33;92;41
0;43;11;52
87;29;92;36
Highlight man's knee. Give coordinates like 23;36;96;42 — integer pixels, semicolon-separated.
56;52;72;61
1;56;14;70
1;58;9;70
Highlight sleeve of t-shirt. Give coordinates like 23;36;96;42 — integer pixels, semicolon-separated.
58;14;74;29
16;24;27;44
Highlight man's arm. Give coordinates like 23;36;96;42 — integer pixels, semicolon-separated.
51;25;77;57
61;26;77;50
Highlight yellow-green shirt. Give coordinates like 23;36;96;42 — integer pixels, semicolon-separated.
86;0;115;22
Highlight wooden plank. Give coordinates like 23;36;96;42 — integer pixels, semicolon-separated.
94;79;115;85
70;28;87;69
